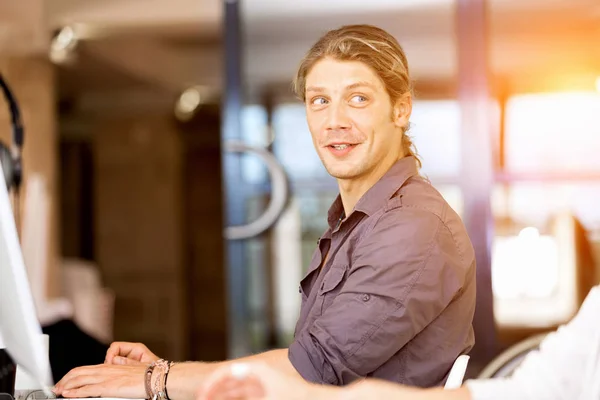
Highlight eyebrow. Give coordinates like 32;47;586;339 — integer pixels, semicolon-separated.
305;81;376;94
345;81;376;91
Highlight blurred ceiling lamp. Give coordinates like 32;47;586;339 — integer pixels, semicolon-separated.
175;86;212;121
595;76;600;93
49;26;79;65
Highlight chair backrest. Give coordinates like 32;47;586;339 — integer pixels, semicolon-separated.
444;354;470;389
478;333;548;379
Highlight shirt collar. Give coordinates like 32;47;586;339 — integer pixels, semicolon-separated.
326;156;419;230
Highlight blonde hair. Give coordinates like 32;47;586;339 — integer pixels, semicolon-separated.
293;24;421;168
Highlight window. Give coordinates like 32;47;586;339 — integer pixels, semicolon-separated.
505;92;600;174
492;91;600;328
410;100;461;179
240;105;270;184
272;103;333;183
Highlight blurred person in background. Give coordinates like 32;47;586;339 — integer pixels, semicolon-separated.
53;24;476;400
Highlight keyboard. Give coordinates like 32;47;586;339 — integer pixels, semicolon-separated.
14;390;56;400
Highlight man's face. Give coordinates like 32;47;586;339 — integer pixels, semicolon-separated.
304;57;410;183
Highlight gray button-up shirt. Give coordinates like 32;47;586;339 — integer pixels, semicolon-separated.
288;156;476;387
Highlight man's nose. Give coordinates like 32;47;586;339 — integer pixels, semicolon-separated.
325;103;351;131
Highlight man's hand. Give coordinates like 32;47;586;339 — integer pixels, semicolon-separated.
55;347;296;400
53;364;147;399
104;341;160;365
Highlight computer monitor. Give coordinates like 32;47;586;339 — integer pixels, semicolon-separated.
0;162;53;391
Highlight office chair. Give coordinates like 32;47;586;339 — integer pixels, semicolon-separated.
478;333;548;379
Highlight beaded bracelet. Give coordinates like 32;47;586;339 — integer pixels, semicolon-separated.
147;359;174;400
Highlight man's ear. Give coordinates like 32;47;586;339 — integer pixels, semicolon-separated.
393;93;412;129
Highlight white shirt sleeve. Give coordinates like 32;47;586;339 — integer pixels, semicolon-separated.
465;286;600;400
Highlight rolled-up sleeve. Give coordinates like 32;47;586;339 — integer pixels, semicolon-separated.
289;207;467;385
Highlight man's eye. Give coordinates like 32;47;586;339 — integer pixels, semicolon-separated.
351;95;367;103
311;97;328;105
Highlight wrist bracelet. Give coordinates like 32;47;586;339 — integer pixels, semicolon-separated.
164;361;174;400
144;363;156;400
149;359;173;400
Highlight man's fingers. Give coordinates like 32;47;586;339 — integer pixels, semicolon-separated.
105;342;128;364
105;342;157;365
107;344;136;364
62;384;104;399
113;356;146;366
55;366;95;393
56;364;147;400
56;365;125;392
113;355;128;365
61;374;105;391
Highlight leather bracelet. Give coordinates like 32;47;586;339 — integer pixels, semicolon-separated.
164;361;174;400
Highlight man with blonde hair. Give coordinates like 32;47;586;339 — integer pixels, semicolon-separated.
54;24;476;400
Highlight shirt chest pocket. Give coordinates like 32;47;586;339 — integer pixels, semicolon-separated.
318;264;348;315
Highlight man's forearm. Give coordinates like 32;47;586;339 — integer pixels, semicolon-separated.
166;361;219;400
166;349;296;400
231;348;299;378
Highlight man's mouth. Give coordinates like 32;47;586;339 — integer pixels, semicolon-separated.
326;143;358;156
331;144;351;150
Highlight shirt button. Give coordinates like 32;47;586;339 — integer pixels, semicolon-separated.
362;294;370;302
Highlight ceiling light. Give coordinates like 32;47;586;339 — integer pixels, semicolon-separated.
175;87;203;121
49;26;79;65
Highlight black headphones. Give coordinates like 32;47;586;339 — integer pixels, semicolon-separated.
0;72;24;193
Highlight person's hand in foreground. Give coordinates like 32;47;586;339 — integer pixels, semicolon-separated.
197;362;471;400
196;362;337;400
